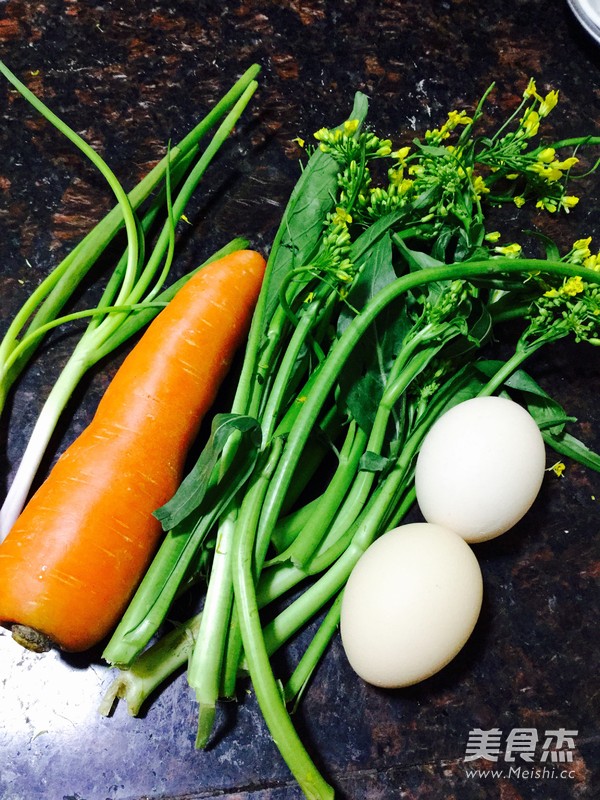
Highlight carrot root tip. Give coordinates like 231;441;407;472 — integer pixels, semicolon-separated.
11;624;54;653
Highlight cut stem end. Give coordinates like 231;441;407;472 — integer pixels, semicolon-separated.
11;624;54;653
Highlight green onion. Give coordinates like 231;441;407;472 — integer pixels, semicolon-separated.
0;62;260;535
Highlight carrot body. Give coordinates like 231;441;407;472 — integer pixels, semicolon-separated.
0;249;266;652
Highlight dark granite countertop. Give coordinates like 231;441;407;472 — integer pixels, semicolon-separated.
0;2;599;799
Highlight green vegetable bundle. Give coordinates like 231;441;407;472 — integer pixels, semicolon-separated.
102;79;600;799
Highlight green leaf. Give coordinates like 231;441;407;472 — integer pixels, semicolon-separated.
412;184;441;211
454;226;480;262
413;142;450;158
394;235;445;272
465;301;493;346
349;208;406;265
261;92;370;330
423;362;490;421
338;232;413;428
474;361;574;433
258;149;339;336
476;360;576;436
339;230;396;334
347;90;370;129
441;299;492;360
346;371;385;432
431;226;455;262
154;413;261;529
359;451;391;472
543;430;600;473
523;228;561;261
469;222;486;249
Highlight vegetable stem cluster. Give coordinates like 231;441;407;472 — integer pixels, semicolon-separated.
103;81;600;798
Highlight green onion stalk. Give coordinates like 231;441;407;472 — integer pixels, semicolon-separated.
0;61;261;535
102;80;600;799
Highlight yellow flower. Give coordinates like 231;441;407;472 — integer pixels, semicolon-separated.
537;147;556;163
529;155;577;184
528;162;562;182
392;146;411;163
522;109;540;138
584;254;599;270
343;119;360;136
446;109;473;128
485;231;501;243
562;275;585;296
332;207;353;226
425;127;450;142
545;164;564;182
523;78;540;99
548;461;566;478
546;275;586;297
472;175;489;198
573;237;592;259
293;136;305;148
560;195;579;212
313;127;329;141
494;243;522;258
556;156;578;170
388;167;404;186
539;90;559;117
514;195;526;208
388;167;414;195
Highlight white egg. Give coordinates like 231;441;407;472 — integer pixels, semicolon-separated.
340;522;483;688
415;396;546;543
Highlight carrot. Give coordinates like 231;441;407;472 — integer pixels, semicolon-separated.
0;249;266;653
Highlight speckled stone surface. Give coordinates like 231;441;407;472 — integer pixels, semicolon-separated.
0;1;599;799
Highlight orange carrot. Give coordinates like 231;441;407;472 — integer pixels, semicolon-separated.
0;249;266;653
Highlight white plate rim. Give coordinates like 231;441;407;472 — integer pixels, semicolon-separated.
568;0;600;43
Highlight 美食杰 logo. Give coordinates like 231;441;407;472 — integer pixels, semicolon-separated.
463;727;578;780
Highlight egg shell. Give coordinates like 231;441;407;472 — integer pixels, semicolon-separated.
340;522;483;688
414;396;546;543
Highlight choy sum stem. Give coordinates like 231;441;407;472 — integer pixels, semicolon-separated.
101;83;600;800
